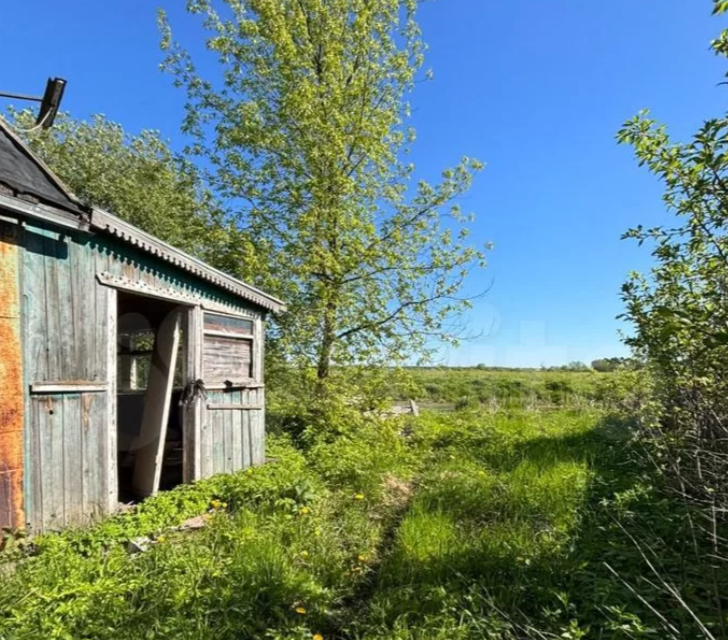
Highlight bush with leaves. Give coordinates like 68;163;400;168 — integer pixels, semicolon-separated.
618;2;728;635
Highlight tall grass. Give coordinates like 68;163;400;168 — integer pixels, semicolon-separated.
0;387;722;639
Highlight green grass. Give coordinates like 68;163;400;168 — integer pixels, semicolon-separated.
0;393;723;639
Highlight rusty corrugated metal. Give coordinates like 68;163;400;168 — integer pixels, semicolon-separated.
0;220;24;529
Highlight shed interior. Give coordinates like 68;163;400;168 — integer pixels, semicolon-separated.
116;291;187;501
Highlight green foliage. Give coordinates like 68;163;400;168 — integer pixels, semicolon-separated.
159;0;488;392
616;11;728;510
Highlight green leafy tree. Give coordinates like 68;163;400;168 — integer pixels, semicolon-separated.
5;110;257;276
159;0;487;390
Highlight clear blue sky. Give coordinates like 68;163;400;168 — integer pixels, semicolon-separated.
1;1;724;367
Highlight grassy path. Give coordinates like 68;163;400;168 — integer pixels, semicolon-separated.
0;409;719;639
343;410;629;639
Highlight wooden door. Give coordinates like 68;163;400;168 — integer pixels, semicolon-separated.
197;311;265;478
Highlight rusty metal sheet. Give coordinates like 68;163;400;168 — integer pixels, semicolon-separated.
0;221;24;529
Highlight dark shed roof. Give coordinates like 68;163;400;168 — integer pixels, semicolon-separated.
0;122;86;215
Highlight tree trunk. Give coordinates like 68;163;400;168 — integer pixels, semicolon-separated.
317;300;336;381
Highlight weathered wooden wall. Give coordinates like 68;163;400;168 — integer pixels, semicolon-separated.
22;222;113;529
13;219;265;531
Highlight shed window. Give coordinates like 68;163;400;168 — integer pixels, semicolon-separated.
117;329;184;391
203;313;255;384
204;313;253;336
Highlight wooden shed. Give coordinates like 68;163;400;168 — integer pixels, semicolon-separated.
0;120;285;532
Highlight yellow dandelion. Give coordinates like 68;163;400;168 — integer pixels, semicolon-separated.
313;634;324;640
354;493;365;501
157;535;166;543
221;502;228;508
299;506;310;515
210;499;221;509
357;554;366;563
300;550;309;558
295;606;307;615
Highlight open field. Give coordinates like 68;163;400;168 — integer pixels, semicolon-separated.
407;367;631;411
0;372;719;639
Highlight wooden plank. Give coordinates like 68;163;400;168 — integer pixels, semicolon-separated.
259;388;266;464
84;391;107;519
54;234;75;381
35;395;64;530
204;382;263;390
202;329;254;340
62;394;83;526
211;409;225;475
200;412;213;478
94;239;110;382
231;409;243;471
251;388;265;465
72;235;93;380
183;306;202;483
201;301;258;318
0;470;23;530
223;409;233;473
242;408;252;469
28;398;44;530
80;393;91;519
258;318;265;384
255;317;264;382
206;404;264;411
104;284;117;513
31;382;108;393
23;225;48;382
42;229;62;381
132;310;181;497
0;193;89;232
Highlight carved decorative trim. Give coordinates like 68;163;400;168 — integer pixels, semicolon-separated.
96;272;261;318
91;208;285;313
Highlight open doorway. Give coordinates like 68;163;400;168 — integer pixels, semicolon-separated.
116;291;189;502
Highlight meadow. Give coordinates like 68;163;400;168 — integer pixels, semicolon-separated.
406;367;623;410
0;369;721;639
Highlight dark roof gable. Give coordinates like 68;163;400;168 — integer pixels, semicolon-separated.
0;119;86;215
